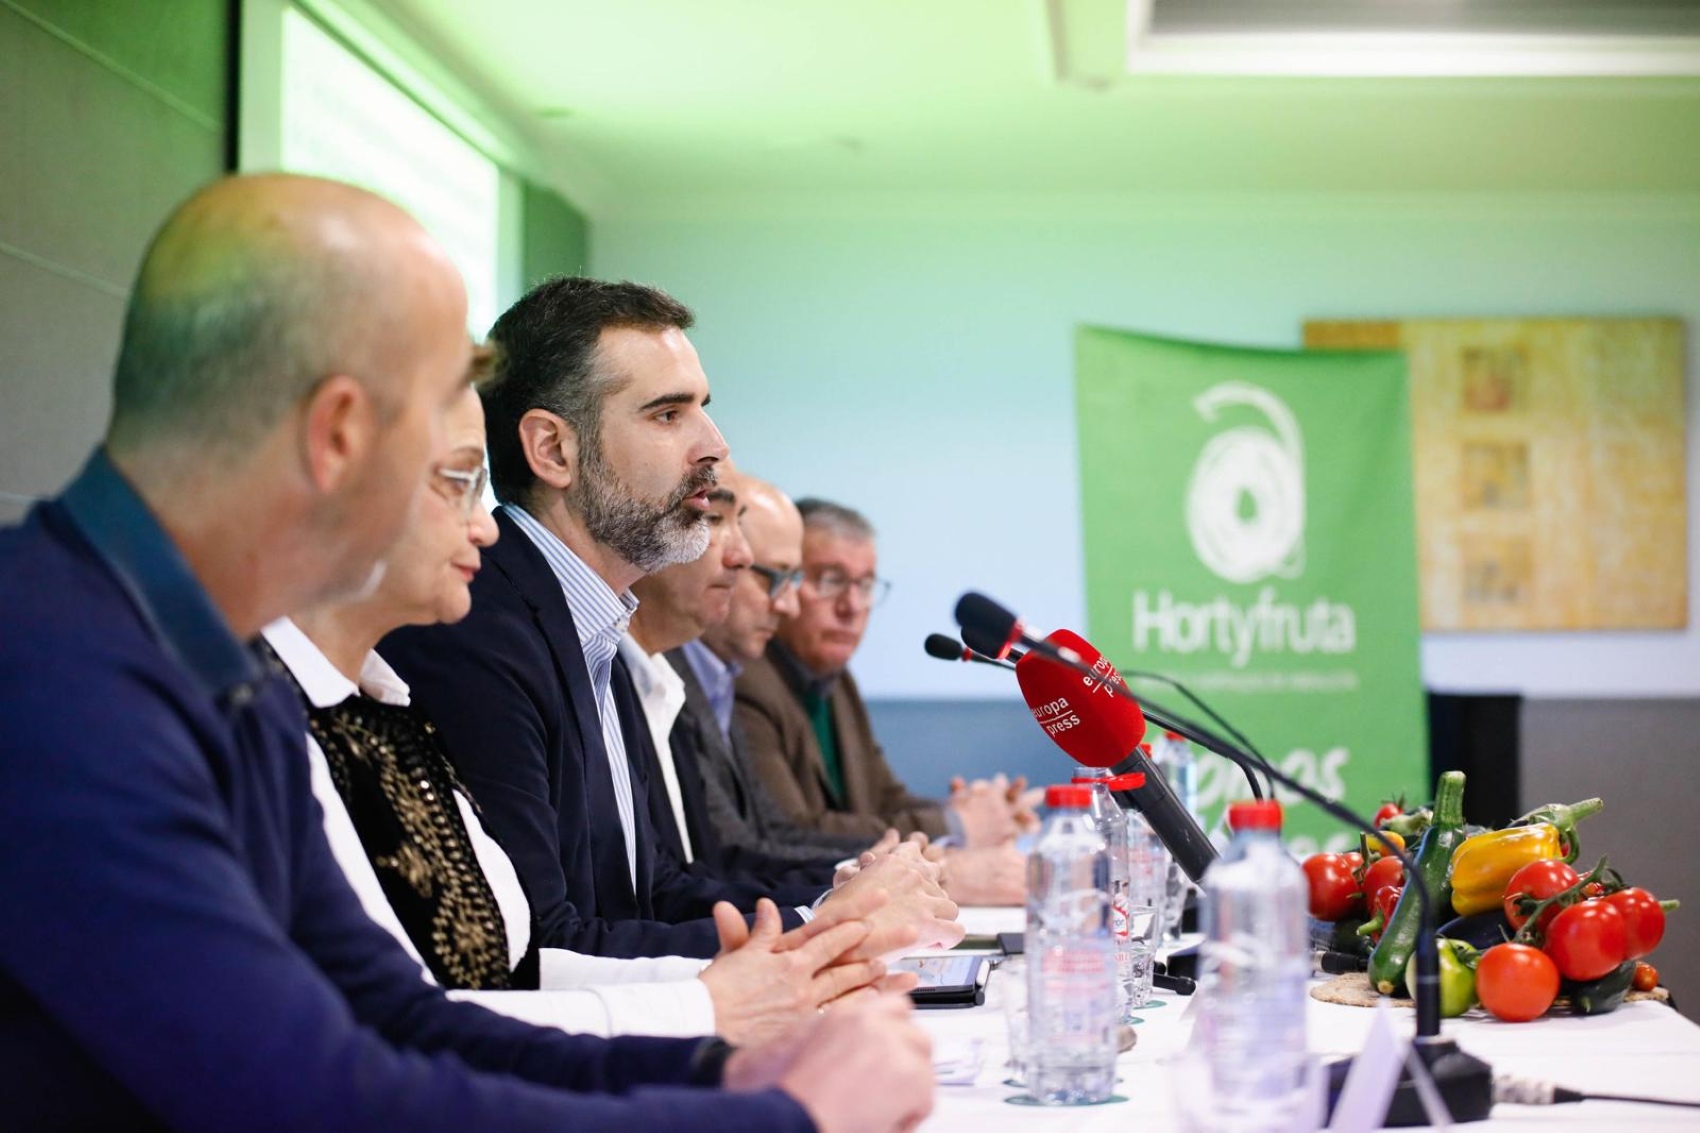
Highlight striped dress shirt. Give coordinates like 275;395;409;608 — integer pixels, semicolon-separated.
505;505;640;890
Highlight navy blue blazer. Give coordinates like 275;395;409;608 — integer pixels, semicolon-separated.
627;655;834;894
384;508;819;959
0;453;811;1132
659;664;842;888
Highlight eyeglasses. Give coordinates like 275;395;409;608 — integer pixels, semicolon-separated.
432;464;489;517
803;569;891;608
749;563;806;599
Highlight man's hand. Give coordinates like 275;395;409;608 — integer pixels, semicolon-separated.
939;843;1025;906
948;774;1023;848
698;898;885;1047
864;827;902;857
1007;777;1045;834
835;828;946;888
815;845;963;957
724;993;935;1133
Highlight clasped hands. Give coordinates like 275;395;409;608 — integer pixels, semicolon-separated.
699;844;960;1047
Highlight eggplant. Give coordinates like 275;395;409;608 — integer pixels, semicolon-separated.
1309;916;1373;957
1569;961;1637;1016
1436;909;1513;953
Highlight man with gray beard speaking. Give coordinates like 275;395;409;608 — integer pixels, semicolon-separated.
385;278;959;962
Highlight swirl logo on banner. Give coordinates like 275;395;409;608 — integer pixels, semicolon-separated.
1184;382;1305;585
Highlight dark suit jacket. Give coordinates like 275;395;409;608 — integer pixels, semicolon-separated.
734;644;949;841
383;508;802;959
622;653;830;893
666;650;862;878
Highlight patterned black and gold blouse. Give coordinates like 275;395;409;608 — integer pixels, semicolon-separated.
269;645;537;991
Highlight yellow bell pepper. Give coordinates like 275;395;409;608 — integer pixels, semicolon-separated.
1365;829;1406;859
1447;823;1564;916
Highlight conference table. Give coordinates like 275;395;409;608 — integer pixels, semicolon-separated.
916;908;1700;1131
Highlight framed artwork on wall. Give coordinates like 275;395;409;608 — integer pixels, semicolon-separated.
1304;317;1687;632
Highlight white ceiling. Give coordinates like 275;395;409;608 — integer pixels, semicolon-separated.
370;0;1700;216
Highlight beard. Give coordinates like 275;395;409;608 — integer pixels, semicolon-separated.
570;443;715;574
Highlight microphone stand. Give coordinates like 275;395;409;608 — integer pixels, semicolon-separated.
956;598;1493;1126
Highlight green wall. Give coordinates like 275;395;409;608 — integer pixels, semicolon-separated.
521;179;590;289
0;0;229;516
591;194;1700;702
0;1;593;513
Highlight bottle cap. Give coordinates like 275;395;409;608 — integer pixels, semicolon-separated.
1071;773;1147;790
1227;799;1283;831
1045;785;1093;810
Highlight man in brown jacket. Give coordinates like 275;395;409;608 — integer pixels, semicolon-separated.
734;499;1032;859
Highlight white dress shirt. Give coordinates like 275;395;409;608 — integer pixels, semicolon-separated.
262;618;714;1038
618;635;693;862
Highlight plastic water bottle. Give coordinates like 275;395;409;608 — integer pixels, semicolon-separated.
1193;800;1313;1133
1026;784;1118;1105
1151;730;1201;819
1072;769;1140;1022
1149;733;1199;939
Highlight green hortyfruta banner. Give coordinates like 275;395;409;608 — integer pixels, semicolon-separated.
1074;326;1427;855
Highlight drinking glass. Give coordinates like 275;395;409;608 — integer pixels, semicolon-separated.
1125;817;1171;1009
999;957;1029;1087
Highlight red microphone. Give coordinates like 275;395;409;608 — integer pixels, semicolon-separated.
1014;629;1146;768
1015;628;1219;882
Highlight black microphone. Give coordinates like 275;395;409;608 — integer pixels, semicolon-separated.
952;591;1493;1126
961;620;1025;663
924;632;1018;671
947;596;1027;662
923;633;971;662
953;592;1022;657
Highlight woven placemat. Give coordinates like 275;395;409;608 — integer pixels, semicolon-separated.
1311;971;1671;1009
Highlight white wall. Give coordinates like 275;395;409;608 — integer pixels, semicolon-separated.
595;192;1700;700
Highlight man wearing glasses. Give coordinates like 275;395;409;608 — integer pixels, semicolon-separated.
735;500;1030;864
624;473;860;883
677;475;892;870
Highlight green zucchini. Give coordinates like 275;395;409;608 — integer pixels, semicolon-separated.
1369;771;1468;994
1570;961;1636;1016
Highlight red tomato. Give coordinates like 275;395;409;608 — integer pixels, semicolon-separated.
1544;901;1627;982
1373;802;1402;827
1633;962;1659;992
1303;853;1363;921
1367;884;1403;942
1502;859;1580;933
1362;856;1404;903
1476;943;1560;1022
1342;851;1365;875
1601;888;1666;959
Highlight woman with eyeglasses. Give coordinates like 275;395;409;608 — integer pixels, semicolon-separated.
263;367;898;1042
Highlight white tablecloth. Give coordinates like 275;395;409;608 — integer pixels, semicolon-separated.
917;909;1700;1131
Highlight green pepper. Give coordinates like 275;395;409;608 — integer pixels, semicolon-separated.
1511;798;1604;863
1370;771;1469;994
1380;808;1432;841
1406;938;1478;1018
1569;959;1636;1016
